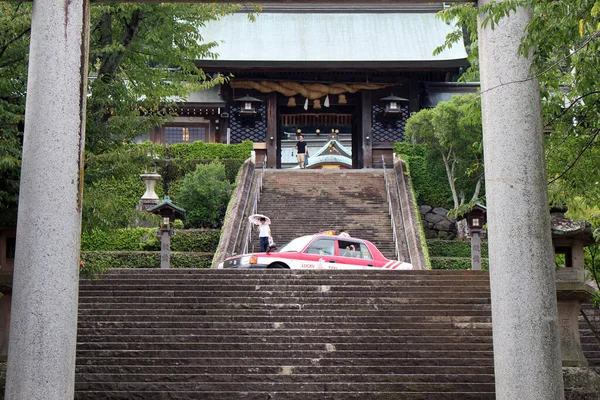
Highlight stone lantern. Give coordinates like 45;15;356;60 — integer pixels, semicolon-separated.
550;206;597;367
138;171;162;211
458;203;487;270
147;196;185;269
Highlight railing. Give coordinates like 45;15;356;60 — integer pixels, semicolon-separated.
391;155;414;266
241;162;266;255
382;155;402;261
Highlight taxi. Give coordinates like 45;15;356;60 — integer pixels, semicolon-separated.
217;233;413;270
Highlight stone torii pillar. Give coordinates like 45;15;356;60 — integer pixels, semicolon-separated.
5;0;90;399
478;1;564;399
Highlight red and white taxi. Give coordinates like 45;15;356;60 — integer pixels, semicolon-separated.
217;233;412;270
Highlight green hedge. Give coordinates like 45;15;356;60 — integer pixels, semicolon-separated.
167;141;253;160
80;251;214;276
83;141;252;232
427;239;489;258
81;228;221;252
430;257;489;270
394;142;453;209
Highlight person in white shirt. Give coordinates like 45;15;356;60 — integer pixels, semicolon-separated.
338;229;350;237
258;217;272;252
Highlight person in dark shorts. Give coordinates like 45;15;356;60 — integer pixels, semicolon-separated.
295;135;308;169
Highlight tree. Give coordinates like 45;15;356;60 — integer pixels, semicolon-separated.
0;2;253;211
0;2;30;210
435;0;600;213
175;162;233;228
86;3;248;155
405;93;484;219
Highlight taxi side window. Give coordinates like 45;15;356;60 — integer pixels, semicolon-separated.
306;238;335;256
339;240;367;259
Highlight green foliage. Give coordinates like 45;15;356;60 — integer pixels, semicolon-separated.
394;142;453;208
405;94;484;211
167;141;253;161
427;239;489;258
430;257;489;271
83;174;156;232
0;3;30;211
81;227;157;251
81;142;250;232
175;162;233;228
436;0;600;215
81;228;220;252
85;3;248;154
80;251;213;275
0;2;252;212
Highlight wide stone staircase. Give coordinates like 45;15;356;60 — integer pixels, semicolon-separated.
250;169;397;258
75;268;497;399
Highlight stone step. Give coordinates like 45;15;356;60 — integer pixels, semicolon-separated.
73;391;495;400
74;381;496;393
77;287;492;296
77;314;491;323
76;327;492;337
75;355;495;367
75;372;496;384
75;364;496;376
79;279;490;288
76;321;494;330
76;342;494;352
76;334;494;344
78;296;492;306
78;308;492;317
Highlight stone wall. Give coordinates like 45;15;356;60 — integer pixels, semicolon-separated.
419;206;457;239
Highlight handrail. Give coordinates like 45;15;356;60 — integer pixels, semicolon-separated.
382;155;402;261
241;162;266;254
392;155;414;266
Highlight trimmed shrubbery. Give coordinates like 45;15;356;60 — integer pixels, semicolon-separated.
82;141;252;232
175;162;233;228
430;257;489;271
427;239;489;258
81;228;221;252
80;251;214;278
394;142;453;209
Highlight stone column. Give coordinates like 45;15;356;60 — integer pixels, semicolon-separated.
478;1;564;399
160;228;172;269
470;231;482;271
5;1;90;399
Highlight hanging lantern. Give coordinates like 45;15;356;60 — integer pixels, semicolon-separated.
381;94;408;114
234;94;262;115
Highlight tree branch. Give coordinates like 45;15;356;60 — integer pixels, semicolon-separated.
548;127;600;185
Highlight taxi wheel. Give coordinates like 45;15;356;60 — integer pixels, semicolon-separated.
267;262;289;269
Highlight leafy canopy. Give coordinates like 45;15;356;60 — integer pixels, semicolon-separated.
435;0;600;214
405;93;484;214
0;2;253;211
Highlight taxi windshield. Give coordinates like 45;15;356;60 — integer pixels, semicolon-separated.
277;236;314;253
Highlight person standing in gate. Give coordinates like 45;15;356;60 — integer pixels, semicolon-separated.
258;217;272;252
295;135;308;169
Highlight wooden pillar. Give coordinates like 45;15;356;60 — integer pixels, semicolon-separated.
408;74;419;115
266;92;278;168
361;92;372;168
